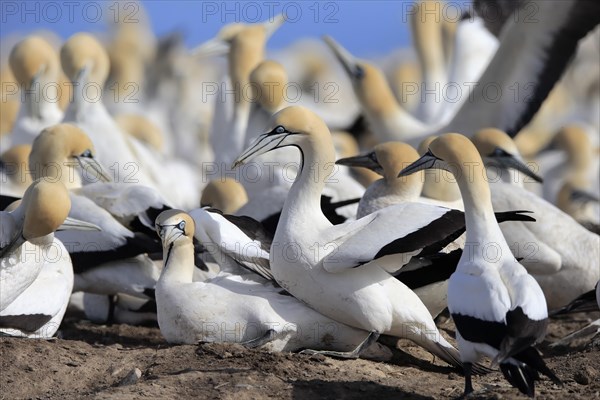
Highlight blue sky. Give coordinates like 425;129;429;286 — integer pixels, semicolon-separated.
1;1;414;57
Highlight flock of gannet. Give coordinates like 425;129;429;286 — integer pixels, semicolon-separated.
1;0;599;398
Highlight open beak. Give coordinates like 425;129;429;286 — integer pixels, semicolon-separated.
232;131;291;169
57;217;101;231
0;230;25;258
75;156;112;182
323;35;361;79
398;150;440;177
336;152;383;176
488;149;543;183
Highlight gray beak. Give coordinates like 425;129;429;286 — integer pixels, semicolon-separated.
336;152;383;176
57;217;101;231
75;156;112;183
488;148;543;183
398;150;440;177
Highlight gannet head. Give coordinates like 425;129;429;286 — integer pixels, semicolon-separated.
398;133;480;178
417;135;462;201
338;141;423;185
60;33;110;85
155;209;196;248
200;178;248;214
115;114;164;152
0;179;72;258
29;123;111;184
232;105;332;168
472;128;543;183
323;36;397;117
9;35;60;89
193;14;286;58
249;60;288;113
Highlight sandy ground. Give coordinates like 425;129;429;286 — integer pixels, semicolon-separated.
1;311;598;399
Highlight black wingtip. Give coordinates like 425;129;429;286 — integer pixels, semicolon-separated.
495;210;537;223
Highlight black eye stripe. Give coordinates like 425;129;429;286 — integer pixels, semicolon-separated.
354;65;365;80
80;149;93;158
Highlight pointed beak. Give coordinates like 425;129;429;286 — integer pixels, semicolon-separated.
0;230;25;258
264;13;287;39
231;131;290;169
75;156;112;183
398;150;439;177
336;153;383;175
323;35;360;79
191;37;230;58
57;217;101;231
489;150;543;183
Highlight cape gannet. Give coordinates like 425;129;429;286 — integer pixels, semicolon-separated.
153;209;391;360
399;133;561;397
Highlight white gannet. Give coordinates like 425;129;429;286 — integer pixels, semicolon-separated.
199;16;286;168
8;36;64;146
153;209;391;360
471;129;600;309
1;180;70;310
323;36;433;143
59;33;171;200
232;106;490;371
399;133;561;397
28;124;162;299
0;179;96;337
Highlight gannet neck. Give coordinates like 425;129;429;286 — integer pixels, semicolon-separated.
160;239;195;284
281;133;335;228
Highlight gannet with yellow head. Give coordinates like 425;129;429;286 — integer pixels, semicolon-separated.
399;133;561;397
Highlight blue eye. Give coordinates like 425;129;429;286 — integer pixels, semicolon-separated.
178;221;186;231
80;149;92;158
276;126;285;134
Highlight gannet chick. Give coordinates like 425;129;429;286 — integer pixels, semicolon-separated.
9;35;63;145
154;209;391;360
200;179;248;214
471;128;600;309
399;133;561;398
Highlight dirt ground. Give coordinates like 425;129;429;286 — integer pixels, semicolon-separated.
1;311;598;399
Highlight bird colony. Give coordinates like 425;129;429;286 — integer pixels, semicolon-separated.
1;1;599;398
